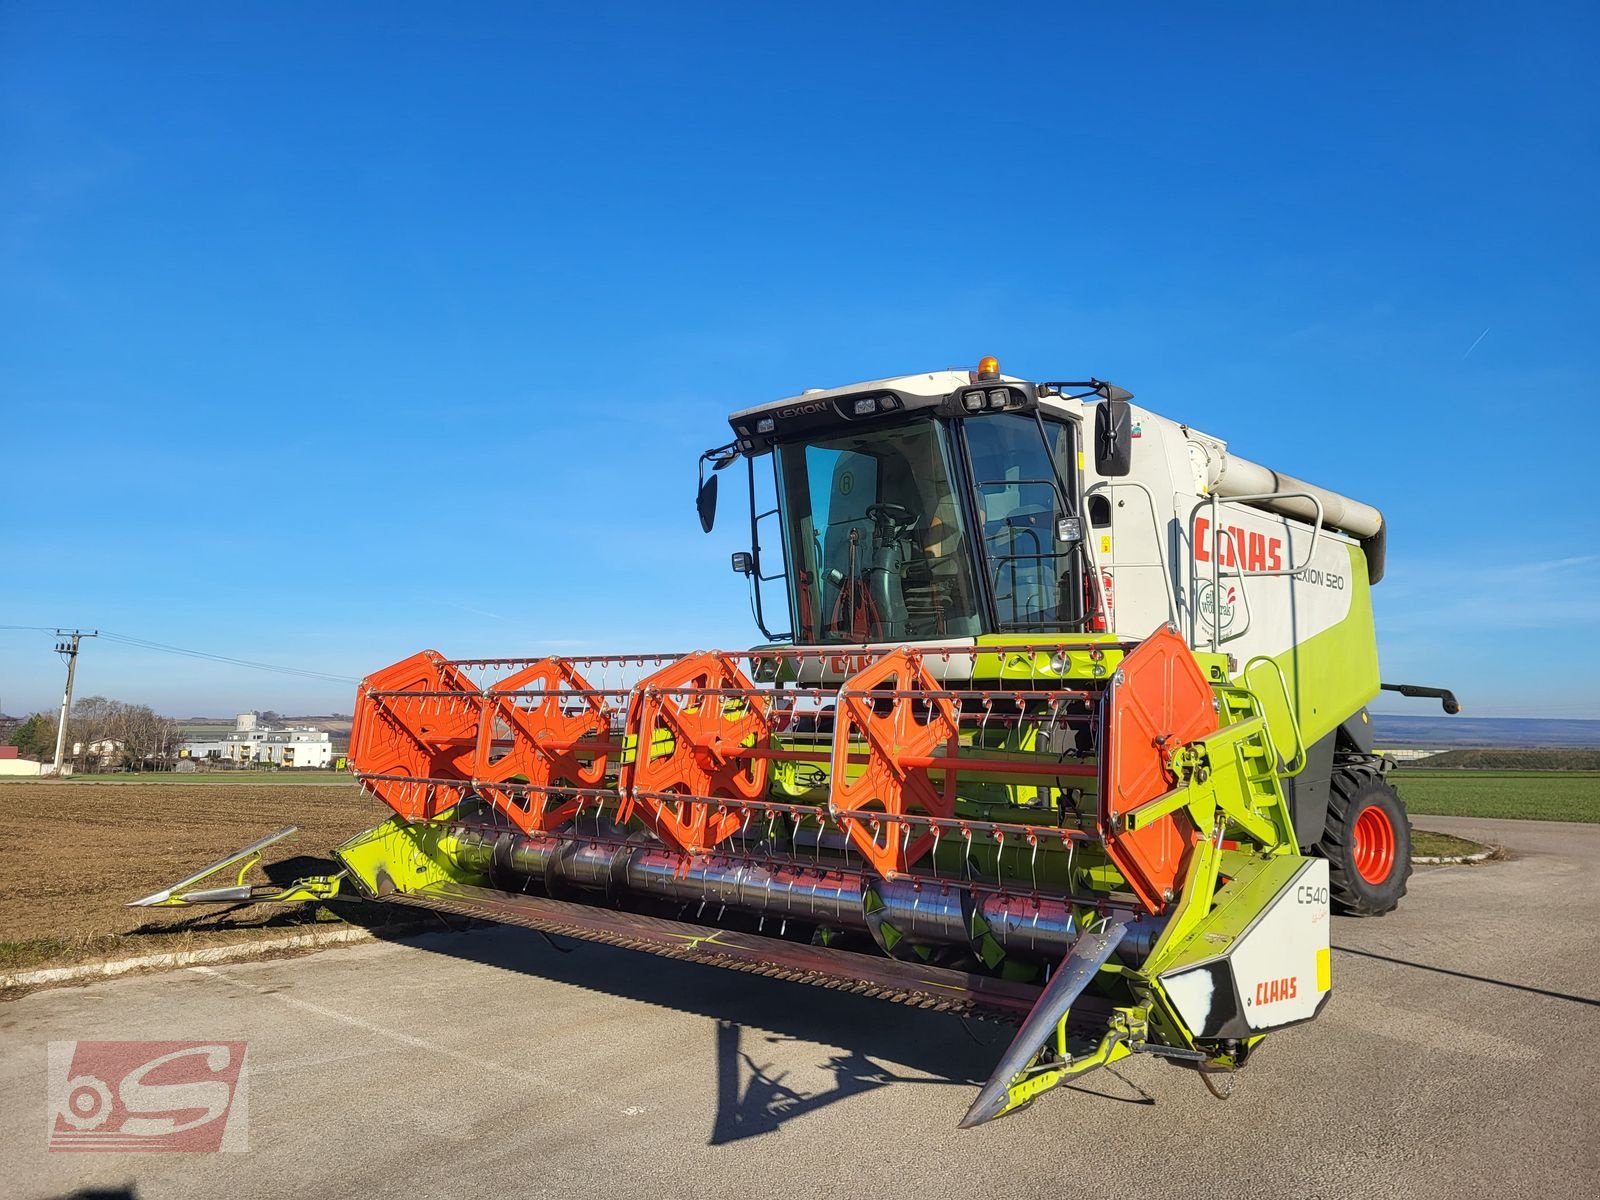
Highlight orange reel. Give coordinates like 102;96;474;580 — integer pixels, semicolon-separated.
623;652;774;856
828;649;960;876
349;650;480;820
471;658;612;835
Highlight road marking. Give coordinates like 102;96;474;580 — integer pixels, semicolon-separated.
190;965;579;1096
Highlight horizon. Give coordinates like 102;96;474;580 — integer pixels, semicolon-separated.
6;704;1599;727
5;668;1600;727
3;3;1597;719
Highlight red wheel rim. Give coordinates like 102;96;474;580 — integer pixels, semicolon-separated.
1352;805;1396;885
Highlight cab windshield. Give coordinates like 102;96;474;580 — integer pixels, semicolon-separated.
775;421;982;643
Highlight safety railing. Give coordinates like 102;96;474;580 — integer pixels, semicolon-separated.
1190;491;1325;652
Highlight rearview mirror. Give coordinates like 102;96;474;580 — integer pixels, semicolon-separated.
696;442;739;534
696;474;719;533
1094;399;1133;477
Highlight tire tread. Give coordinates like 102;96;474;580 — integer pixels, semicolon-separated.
1318;758;1412;916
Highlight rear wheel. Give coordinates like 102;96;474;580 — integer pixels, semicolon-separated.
1317;761;1412;916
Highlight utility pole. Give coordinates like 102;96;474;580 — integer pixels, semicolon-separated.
50;630;98;776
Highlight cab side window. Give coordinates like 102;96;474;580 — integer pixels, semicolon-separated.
963;413;1081;630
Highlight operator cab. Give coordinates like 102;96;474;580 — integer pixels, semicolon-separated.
702;360;1134;645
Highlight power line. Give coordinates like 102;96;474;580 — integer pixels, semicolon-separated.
97;632;359;684
2;625;358;685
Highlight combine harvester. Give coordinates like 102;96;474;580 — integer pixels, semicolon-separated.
137;359;1457;1126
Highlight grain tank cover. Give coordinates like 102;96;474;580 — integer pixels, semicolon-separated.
1176;424;1388;581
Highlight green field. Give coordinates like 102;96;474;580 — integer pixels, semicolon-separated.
1410;829;1491;857
12;769;1597;817
1395;769;1600;824
1411;748;1600;771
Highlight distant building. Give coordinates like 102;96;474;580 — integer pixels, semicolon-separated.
0;746;46;777
1382;747;1443;763
180;712;334;768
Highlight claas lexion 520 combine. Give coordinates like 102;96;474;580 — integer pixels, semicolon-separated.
136;357;1458;1126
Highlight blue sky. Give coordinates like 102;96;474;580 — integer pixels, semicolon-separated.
1;2;1596;718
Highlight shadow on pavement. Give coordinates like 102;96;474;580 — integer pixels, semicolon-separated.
709;1019;966;1143
383;924;1158;1140
122;853;459;940
1334;945;1599;1007
113;855;1175;1140
706;1022;1162;1142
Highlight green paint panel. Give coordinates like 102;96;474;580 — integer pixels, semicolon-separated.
335;817;485;897
1258;544;1380;747
1148;852;1304;976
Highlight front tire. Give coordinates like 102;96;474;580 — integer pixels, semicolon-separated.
1318;761;1412;916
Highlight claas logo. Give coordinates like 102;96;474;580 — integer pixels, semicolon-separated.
1254;976;1299;1006
1195;516;1284;573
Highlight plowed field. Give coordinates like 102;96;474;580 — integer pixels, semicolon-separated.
0;779;394;970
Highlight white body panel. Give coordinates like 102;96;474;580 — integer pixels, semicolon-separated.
1038;395;1378;740
1227;857;1332;1030
1044;395;1359;656
1162;858;1332;1036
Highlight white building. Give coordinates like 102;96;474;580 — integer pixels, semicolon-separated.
181;713;334;768
0;747;46;776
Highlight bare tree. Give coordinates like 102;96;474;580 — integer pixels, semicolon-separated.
68;696;116;767
66;697;181;770
111;703;181;768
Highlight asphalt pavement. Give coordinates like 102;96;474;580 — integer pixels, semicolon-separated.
5;815;1597;1200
